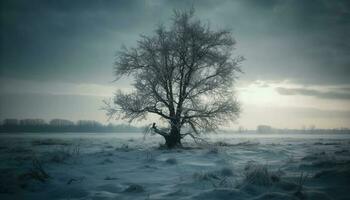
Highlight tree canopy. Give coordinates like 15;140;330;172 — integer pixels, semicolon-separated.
106;9;243;148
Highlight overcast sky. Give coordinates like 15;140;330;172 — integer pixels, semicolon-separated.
1;0;349;129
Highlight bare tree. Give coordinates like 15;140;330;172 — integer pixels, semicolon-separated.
105;9;243;148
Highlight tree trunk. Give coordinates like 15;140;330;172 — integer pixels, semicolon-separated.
164;123;182;148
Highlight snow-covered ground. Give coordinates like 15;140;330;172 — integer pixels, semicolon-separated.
0;132;349;200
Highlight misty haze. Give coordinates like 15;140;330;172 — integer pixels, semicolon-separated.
0;1;350;200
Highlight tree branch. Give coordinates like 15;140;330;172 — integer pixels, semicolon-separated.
151;123;169;137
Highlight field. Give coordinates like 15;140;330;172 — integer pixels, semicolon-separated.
0;132;349;200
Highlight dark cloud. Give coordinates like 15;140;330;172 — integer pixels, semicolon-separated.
0;0;349;85
0;93;105;121
276;87;350;100
339;87;350;92
231;0;350;85
0;0;170;83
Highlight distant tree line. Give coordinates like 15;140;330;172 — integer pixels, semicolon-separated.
0;118;143;133
256;124;350;134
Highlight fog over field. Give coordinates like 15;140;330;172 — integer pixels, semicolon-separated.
1;0;350;200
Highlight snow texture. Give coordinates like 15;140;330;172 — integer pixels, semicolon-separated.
0;132;349;200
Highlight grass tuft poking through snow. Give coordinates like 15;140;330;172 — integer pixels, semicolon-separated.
220;167;234;177
123;184;145;193
193;167;236;188
165;158;177;164
293;172;308;200
115;144;130;152
18;157;50;184
48;143;81;164
241;162;282;187
32;138;70;146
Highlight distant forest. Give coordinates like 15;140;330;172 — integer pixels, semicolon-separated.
0;118;143;133
0;118;349;134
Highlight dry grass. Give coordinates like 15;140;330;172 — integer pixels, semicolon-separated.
193;167;235;188
145;150;155;162
49;144;81;163
18;157;50;183
165;158;177;164
115;144;130;152
293;172;308;199
241;162;282;187
32;139;70;146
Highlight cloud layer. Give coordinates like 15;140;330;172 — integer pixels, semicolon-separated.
276;87;350;100
1;0;349;85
